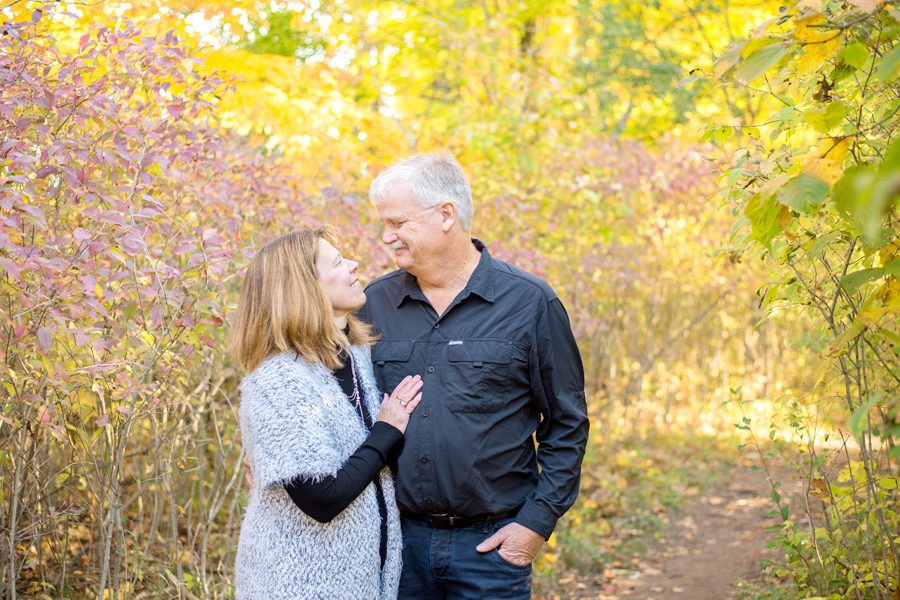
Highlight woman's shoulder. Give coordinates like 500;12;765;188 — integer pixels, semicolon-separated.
242;352;322;399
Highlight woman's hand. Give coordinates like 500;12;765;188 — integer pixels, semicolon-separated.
376;375;423;434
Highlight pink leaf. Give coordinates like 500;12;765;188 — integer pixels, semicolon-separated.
849;0;880;11
37;326;53;352
95;414;109;427
74;332;89;347
134;207;159;218
120;231;145;256
20;204;47;227
0;258;22;280
35;165;55;179
73;228;91;243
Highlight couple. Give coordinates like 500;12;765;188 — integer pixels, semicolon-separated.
229;154;590;599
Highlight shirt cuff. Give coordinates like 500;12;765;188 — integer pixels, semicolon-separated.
514;501;558;540
366;421;404;461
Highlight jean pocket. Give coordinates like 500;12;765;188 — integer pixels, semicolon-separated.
446;339;512;413
490;548;532;572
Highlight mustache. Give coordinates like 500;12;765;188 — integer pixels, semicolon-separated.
389;241;408;250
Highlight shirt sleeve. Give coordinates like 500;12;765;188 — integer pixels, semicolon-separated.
515;297;590;539
284;421;403;522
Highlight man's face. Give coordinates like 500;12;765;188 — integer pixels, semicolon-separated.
375;182;443;275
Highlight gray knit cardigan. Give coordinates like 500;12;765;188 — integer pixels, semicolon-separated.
234;346;402;600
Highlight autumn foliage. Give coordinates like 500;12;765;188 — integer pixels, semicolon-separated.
0;0;896;598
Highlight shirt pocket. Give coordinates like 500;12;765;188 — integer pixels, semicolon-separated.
371;340;415;396
446;339;512;413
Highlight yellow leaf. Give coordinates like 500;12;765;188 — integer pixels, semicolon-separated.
802;154;843;185
794;15;834;44
797;37;842;75
821;137;850;162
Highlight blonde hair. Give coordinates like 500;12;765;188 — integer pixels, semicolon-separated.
228;227;375;372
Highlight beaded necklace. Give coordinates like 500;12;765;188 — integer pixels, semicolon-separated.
346;352;365;424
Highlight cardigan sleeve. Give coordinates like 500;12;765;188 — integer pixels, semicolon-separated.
284;421;403;522
239;357;347;489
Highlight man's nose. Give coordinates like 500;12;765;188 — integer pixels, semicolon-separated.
382;227;396;244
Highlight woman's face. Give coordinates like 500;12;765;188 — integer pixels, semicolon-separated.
315;239;366;319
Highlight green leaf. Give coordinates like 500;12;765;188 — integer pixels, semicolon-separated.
875;43;900;84
839;41;869;70
745;192;783;248
713;40;747;77
804;102;848;133
676;75;704;88
732;42;793;84
780;505;790;521
805;230;841;258
777;173;829;212
832;142;898;250
884;259;900;278
848;392;885;442
879;477;898;490
840;268;885;294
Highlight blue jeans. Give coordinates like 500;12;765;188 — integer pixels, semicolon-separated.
397;516;532;600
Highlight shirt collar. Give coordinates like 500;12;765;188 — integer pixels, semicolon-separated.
395;238;495;307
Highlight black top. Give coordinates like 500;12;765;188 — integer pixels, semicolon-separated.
283;348;402;568
357;240;589;539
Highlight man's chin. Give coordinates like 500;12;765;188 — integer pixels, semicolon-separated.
393;254;412;270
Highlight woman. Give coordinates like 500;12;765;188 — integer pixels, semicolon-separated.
228;228;422;600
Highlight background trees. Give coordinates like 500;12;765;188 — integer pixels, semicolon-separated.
0;0;895;597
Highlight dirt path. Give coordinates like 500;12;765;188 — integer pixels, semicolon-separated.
595;454;797;600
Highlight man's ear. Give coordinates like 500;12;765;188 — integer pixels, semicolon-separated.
439;201;456;232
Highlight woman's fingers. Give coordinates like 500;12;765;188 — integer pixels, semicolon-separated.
404;393;422;413
391;375;423;403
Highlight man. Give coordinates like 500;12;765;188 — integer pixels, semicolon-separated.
358;153;588;599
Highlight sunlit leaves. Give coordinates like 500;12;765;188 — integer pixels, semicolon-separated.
803;101;847;133
777;173;829;212
732;41;794;84
874;42;900;83
746;192;784;248
713;2;898;594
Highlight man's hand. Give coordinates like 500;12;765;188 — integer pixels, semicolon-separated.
475;522;544;567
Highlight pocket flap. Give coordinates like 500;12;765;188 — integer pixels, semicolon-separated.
371;340;414;364
448;340;511;365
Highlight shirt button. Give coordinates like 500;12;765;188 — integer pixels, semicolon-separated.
420;456;429;464
433;323;440;328
422;410;429;418
428;366;435;373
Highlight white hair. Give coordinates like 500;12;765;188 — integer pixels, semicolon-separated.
369;153;473;231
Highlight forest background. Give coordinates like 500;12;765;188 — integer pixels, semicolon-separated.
0;0;897;598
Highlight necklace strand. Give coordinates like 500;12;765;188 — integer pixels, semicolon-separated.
346;353;365;423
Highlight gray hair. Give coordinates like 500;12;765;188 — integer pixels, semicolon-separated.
369;153;473;231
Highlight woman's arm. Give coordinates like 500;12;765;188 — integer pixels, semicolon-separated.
283;421;402;522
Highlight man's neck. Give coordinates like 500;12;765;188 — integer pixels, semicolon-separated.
415;239;481;297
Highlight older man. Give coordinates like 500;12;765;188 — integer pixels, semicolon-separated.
358;154;588;599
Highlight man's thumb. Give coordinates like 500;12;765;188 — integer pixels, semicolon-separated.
476;532;502;553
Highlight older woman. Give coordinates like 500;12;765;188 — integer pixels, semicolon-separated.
228;228;422;599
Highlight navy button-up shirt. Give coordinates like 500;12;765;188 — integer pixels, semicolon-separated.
358;240;589;538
